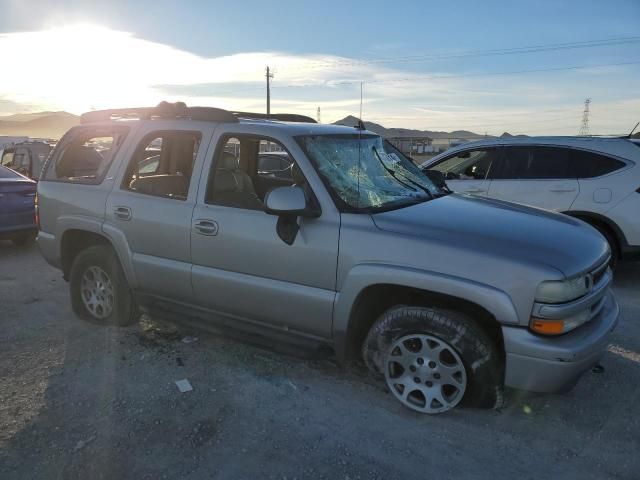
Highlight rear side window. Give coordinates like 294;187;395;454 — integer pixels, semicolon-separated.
44;127;128;183
497;146;571;179
123;131;201;201
571;150;625;178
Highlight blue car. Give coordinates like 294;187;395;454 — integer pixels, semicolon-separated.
0;165;37;246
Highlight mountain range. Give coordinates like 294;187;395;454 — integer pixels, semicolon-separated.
332;115;496;139
0;111;80;139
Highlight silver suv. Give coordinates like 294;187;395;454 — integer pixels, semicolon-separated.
37;102;620;414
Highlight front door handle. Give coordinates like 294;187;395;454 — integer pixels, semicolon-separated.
465;188;486;194
194;219;219;236
114;206;132;221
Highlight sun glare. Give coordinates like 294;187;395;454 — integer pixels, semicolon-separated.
2;24;164;113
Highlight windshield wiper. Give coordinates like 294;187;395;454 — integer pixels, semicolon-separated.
372;147;433;199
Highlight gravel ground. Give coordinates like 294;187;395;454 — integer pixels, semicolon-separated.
0;241;638;479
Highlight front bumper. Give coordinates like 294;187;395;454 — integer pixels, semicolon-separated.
502;290;619;393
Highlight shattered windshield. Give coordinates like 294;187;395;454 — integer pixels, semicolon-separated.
298;134;439;211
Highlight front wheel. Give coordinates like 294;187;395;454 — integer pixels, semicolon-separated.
362;306;503;414
69;245;139;326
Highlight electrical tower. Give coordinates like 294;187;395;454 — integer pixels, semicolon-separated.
579;98;591;136
266;66;274;115
317;107;321;123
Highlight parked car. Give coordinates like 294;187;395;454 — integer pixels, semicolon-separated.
258;151;294;180
0;165;37;245
37;102;618;414
1;141;53;180
421;136;640;265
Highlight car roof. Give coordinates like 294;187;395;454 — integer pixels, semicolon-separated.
77;103;377;138
421;135;640;167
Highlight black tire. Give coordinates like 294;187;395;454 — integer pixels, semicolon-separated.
362;306;503;410
11;233;36;246
69;244;139;326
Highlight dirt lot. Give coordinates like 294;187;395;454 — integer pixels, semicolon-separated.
0;242;638;480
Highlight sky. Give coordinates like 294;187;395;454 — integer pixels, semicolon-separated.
0;0;639;135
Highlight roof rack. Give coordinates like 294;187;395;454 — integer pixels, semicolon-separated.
231;111;317;124
80;102;318;125
80;102;239;124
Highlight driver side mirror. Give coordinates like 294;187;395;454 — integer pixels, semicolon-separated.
265;186;320;245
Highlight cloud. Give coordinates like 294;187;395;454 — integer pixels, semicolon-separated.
1;23;638;135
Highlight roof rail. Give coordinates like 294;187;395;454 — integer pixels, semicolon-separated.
231;111;317;124
80;102;239;124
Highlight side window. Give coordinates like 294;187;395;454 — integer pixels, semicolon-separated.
207;136;305;210
13;147;31;174
571;150;625;178
258;154;293;180
431;149;498;180
123;131;200;201
497;146;571;180
1;150;14;167
44;128;128;183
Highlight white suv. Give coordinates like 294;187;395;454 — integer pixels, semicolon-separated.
422;136;640;264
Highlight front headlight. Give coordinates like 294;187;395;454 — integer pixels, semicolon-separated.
535;276;590;304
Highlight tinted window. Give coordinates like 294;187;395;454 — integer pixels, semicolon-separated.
497;146;571;179
430;149;499;180
571;150;625;178
44;128;128;183
123;132;200;200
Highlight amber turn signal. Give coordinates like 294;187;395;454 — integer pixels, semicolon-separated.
530;318;565;335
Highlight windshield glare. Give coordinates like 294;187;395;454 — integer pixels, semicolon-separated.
299;134;439;210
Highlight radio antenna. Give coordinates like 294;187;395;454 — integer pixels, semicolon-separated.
628;121;639;138
356;82;364;208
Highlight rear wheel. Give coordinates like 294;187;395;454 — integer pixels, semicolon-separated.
69;245;139;326
362;306;503;414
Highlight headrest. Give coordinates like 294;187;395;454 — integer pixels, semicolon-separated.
219;151;238;170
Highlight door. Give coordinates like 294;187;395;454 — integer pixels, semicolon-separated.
488;146;579;211
427;147;501;196
105;126;213;302
190;132;340;338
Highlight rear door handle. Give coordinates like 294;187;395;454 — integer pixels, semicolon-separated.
549;186;576;193
114;206;132;221
194;219;219;236
465;188;486;194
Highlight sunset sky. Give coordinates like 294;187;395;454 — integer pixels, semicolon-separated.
1;0;639;135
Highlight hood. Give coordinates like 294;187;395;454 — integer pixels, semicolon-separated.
371;194;609;277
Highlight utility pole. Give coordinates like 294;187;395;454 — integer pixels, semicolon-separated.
266;66;274;115
317;107;321;123
579;98;591;136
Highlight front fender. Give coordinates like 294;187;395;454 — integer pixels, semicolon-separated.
332;263;519;363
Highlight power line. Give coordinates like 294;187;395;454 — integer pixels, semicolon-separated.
270;59;640;90
285;36;640;71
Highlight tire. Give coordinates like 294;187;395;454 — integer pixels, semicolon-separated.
362;306;503;414
69;244;139;326
11;233;36;246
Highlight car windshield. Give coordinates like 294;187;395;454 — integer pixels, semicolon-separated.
298;134;439;211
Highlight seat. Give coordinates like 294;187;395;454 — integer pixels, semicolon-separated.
212;152;263;209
